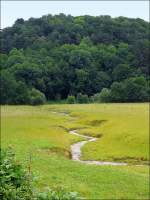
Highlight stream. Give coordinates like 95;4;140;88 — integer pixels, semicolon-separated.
69;130;127;166
51;110;140;166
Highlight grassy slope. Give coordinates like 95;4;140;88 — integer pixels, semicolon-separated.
1;104;149;199
50;103;149;164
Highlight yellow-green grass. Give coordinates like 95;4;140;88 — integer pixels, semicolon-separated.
43;103;149;164
1;106;83;159
77;103;149;164
1;104;149;199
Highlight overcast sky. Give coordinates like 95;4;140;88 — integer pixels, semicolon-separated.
1;1;149;29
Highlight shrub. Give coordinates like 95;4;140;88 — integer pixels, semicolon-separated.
99;88;111;102
110;82;125;102
14;81;31;105
0;147;33;200
36;187;81;200
122;76;149;102
90;93;101;103
0;148;82;200
29;88;46;105
76;93;89;104
67;95;76;104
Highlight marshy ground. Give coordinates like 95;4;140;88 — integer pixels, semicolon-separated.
1;103;149;199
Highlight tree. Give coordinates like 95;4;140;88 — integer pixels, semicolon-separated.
0;14;149;103
14;81;30;104
99;88;111;102
75;69;89;93
0;53;8;70
123;76;149;102
0;71;17;104
112;64;132;81
6;48;25;68
110;82;125;102
76;93;89;103
132;39;150;74
29;88;46;105
0;71;30;105
67;95;76;104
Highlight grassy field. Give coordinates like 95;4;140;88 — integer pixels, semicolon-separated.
1;103;149;199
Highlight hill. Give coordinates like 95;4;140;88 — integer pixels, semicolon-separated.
0;14;149;104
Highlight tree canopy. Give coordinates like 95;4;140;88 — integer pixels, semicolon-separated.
0;14;149;104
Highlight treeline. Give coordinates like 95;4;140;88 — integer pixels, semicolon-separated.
0;14;149;104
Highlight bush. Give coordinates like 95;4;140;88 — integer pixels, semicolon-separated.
0;148;82;200
110;82;125;102
99;88;111;102
122;76;149;102
76;93;89;104
29;88;46;105
0;147;33;200
67;95;76;104
36;187;81;200
90;93;101;103
14;81;31;105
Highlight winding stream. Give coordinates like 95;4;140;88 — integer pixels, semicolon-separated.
69;130;127;166
52;110;138;166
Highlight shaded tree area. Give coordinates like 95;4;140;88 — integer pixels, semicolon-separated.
0;14;149;104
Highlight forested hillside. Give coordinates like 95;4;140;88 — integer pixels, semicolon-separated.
0;14;149;104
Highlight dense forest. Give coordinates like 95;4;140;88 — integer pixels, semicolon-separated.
0;14;149;104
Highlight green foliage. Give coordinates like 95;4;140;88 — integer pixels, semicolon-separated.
0;71;46;105
0;147;33;200
90;93;101;103
122;76;149;102
99;88;111;102
67;95;76;104
0;14;149;103
36;187;81;200
110;82;125;102
7;48;25;68
91;88;112;103
14;82;31;105
29;88;46;105
0;71;18;104
95;76;149;103
112;64;132;81
76;93;89;104
0;148;82;200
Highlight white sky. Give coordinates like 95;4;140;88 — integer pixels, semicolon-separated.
1;1;149;29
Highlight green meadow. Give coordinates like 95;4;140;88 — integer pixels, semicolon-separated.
1;103;149;199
